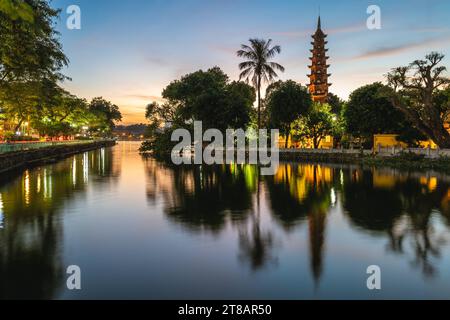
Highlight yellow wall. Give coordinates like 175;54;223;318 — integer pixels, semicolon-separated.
279;135;334;149
373;134;407;148
373;134;437;149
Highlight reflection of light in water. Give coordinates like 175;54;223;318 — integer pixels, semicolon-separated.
340;170;344;186
101;148;105;174
43;168;52;199
330;188;336;206
24;170;30;205
43;169;47;197
37;173;41;193
72;157;77;186
83;152;89;182
0;193;4;229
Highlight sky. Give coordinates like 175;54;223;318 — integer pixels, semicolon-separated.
52;0;450;124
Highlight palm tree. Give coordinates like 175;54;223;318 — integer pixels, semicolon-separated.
237;38;285;130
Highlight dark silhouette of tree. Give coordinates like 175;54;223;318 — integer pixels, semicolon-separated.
385;52;450;148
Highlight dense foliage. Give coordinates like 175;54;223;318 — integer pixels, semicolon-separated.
0;1;121;140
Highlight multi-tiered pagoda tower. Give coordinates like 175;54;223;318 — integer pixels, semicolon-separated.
307;16;331;103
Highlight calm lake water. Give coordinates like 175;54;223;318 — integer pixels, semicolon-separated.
1;141;450;299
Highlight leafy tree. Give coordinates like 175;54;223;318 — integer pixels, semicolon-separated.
31;87;89;137
161;67;255;132
0;0;68;84
88;97;122;135
224;81;256;129
327;92;344;115
145;101;181;137
296;103;334;149
343;82;423;147
0;0;34;21
265;80;311;148
237;38;285;130
0;80;41;131
0;0;68;135
384;52;450;148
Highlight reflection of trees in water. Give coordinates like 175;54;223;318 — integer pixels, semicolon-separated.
238;204;276;271
150;163;256;234
0;147;118;299
266;164;336;283
145;161;278;270
146;160;450;282
342;168;450;278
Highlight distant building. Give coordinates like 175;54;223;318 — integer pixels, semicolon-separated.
279;16;334;149
307;16;332;103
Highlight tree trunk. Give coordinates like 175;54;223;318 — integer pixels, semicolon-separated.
314;138;319;149
14;119;24;133
285;132;289;149
431;126;450;148
257;77;261;132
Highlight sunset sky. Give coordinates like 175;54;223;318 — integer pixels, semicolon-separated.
53;0;450;124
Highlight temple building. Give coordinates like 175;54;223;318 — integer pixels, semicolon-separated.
279;16;334;149
307;16;332;103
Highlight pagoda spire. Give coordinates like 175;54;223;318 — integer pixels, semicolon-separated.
307;16;332;103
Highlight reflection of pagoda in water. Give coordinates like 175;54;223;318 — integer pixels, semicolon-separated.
307;16;332;103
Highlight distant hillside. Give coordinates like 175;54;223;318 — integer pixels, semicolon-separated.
114;124;147;135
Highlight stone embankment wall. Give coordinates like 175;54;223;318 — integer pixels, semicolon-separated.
0;140;116;173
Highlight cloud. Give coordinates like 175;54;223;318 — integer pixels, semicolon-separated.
351;36;450;61
123;94;164;103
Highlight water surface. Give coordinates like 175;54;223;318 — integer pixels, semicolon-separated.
1;142;450;299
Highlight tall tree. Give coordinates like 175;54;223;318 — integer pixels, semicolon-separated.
237;38;285;130
265;80;312;148
384;52;450;148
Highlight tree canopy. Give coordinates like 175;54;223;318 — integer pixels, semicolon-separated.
265;80;312;147
295;103;334;149
237;38;284;129
161;67;255;132
384;52;450;148
343;82;424;147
